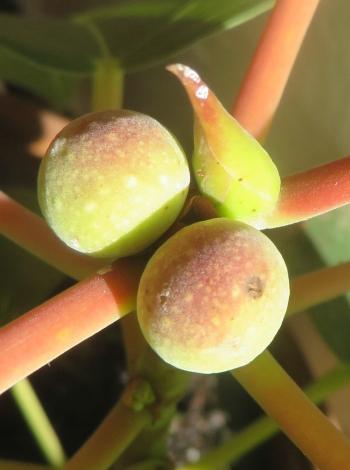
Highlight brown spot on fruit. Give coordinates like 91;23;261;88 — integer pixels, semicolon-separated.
246;276;264;299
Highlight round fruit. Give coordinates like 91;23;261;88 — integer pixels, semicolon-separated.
137;218;289;373
38;110;190;258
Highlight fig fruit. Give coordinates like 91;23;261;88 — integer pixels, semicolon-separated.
137;218;289;373
38;110;190;258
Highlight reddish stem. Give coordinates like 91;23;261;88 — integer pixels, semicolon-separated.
233;351;350;469
232;0;320;139
0;191;103;279
288;261;350;316
266;156;350;227
0;258;144;394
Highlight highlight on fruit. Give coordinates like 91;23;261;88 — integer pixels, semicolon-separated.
137;218;290;374
38;109;190;258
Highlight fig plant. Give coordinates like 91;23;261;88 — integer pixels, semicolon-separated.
2;1;350;470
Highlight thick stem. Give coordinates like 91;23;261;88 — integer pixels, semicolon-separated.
92;58;124;111
266;156;350;228
11;379;66;467
120;314;148;375
288;261;350;316
0;191;103;279
180;363;350;470
63;384;151;470
0;258;143;394
232;0;320;139
232;351;350;469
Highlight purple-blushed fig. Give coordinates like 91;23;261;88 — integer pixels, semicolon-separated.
38;110;190;258
137;218;289;373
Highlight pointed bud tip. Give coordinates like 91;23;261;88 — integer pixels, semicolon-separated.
166;63;203;85
166;63;182;75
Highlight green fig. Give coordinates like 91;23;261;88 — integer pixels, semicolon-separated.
38;110;190;258
137;218;289;373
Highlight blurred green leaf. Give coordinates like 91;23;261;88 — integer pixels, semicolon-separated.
0;187;64;326
304;207;350;265
268;212;350;361
0;47;79;107
0;0;273;102
270;217;350;362
0;13;95;106
0;237;64;326
303;208;350;361
308;297;350;361
76;0;274;71
0;14;100;74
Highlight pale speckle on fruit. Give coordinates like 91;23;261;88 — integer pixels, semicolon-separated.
84;202;97;213
231;285;241;299
159;175;169;186
99;187;109;196
125;175;138;188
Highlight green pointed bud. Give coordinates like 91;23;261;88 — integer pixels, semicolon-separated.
167;64;280;228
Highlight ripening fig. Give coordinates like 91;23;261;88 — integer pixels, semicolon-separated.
137;218;289;373
38;110;190;258
167;64;280;229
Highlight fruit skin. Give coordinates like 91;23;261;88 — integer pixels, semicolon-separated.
137;218;289;374
38;110;190;258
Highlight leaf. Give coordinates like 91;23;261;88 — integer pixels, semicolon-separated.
269;218;350;362
76;0;274;71
0;14;100;74
303;208;350;361
0;237;64;326
0;0;274;103
0;187;64;327
0;47;79;108
0;101;65;325
304;207;350;266
0;13;98;106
